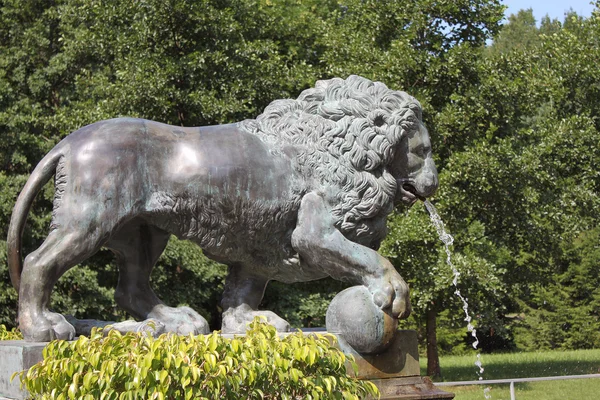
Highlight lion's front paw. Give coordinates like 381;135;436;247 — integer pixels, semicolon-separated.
147;305;210;335
222;310;291;334
366;270;411;319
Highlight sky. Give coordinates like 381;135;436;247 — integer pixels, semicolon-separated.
502;0;597;24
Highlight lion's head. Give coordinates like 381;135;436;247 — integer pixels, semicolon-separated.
240;75;438;246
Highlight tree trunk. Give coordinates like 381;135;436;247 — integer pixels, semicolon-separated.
426;307;442;379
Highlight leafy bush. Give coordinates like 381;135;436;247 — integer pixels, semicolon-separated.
0;324;22;340
18;319;379;399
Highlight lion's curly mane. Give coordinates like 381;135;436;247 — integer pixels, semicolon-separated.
240;75;423;246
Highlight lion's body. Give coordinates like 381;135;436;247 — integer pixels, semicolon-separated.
50;118;316;281
9;76;438;341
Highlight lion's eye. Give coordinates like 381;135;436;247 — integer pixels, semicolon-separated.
373;115;385;127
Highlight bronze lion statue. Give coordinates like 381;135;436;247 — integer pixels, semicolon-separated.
8;75;438;341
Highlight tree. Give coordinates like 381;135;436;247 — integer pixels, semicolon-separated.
419;4;600;362
0;0;329;328
488;8;540;54
3;2;598;382
377;4;600;377
0;1;508;375
515;226;600;350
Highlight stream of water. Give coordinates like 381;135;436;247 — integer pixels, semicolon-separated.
424;200;491;399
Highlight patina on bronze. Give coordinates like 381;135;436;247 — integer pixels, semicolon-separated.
8;75;438;343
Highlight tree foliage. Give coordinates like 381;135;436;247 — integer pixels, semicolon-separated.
0;0;505;328
1;0;599;371
402;4;600;355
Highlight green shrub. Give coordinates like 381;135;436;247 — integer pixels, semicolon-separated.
18;319;379;399
0;324;22;340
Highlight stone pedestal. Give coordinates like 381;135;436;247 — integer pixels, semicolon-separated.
336;329;421;379
334;330;454;400
0;341;45;400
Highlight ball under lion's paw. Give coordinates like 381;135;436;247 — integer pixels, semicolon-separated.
326;285;398;354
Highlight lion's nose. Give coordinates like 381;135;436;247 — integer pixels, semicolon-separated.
414;160;438;198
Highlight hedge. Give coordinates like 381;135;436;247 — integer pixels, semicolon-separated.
15;319;379;399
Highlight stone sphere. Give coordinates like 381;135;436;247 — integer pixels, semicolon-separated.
326;285;398;354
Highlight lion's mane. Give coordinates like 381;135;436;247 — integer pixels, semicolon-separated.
239;75;423;246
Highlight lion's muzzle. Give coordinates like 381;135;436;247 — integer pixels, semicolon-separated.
397;159;438;206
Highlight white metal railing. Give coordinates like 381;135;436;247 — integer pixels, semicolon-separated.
434;374;600;400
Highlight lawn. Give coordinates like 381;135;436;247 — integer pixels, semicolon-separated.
421;349;600;399
443;379;600;400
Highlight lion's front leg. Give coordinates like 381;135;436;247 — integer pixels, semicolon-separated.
291;192;411;319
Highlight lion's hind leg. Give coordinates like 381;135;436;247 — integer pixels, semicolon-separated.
106;221;209;335
220;265;290;334
19;228;105;341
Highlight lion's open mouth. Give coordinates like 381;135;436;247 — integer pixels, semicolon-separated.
403;183;425;200
398;183;425;206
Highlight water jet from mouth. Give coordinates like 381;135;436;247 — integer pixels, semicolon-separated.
424;199;491;399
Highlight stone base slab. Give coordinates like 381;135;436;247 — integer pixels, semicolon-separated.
0;341;46;400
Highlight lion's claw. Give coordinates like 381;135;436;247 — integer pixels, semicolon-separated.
373;284;394;308
373;291;387;308
21;311;76;342
365;270;411;319
222;310;291;334
148;305;210;335
393;293;411;319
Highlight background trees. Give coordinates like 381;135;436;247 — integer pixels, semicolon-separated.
1;0;598;377
392;6;599;374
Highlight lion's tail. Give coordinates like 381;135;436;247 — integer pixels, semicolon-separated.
7;144;64;292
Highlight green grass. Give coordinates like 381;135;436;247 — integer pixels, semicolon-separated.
445;379;600;400
422;349;600;381
421;349;600;399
